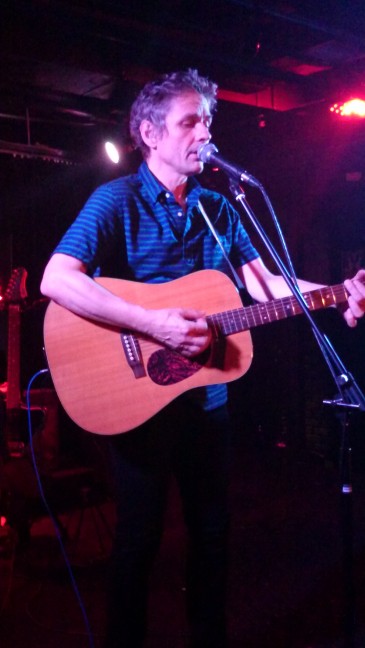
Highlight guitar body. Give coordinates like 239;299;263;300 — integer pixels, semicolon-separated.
43;270;253;435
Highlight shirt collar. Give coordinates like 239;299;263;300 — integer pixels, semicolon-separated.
138;160;202;206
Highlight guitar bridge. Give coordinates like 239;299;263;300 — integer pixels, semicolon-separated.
120;331;146;379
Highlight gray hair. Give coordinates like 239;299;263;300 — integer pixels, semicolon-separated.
129;69;218;158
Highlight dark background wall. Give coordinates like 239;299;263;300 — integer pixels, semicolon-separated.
1;99;365;463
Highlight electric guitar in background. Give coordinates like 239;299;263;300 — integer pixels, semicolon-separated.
0;267;30;457
43;269;349;437
0;268;59;470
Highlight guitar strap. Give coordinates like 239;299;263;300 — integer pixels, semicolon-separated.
198;199;251;305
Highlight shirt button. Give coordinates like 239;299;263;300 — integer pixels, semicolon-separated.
177;210;183;217
165;192;171;199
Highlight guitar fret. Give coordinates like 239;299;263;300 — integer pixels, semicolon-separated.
258;303;271;323
213;310;241;335
273;302;281;317
247;305;259;327
306;291;315;309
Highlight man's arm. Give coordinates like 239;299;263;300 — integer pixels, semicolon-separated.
40;253;211;357
237;257;365;327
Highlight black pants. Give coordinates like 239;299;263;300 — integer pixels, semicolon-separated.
105;398;232;647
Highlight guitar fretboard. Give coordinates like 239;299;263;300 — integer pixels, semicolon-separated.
207;284;348;337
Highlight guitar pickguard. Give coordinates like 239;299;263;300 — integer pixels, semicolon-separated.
147;348;210;385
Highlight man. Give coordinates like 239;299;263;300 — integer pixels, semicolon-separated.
41;69;365;647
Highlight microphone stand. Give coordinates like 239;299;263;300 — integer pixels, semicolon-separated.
229;179;365;648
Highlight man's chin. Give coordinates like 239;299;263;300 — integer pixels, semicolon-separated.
188;160;204;175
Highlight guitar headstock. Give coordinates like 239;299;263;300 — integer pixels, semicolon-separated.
1;267;28;308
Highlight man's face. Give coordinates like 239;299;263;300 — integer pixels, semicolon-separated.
152;91;212;178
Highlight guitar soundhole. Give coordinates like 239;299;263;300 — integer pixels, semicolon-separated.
147;348;210;386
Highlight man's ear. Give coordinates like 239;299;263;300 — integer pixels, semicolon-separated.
139;120;158;149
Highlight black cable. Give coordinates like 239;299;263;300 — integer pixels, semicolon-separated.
26;368;95;648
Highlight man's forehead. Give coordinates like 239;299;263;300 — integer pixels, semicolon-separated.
166;91;212;117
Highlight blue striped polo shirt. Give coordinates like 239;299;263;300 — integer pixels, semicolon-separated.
54;161;259;410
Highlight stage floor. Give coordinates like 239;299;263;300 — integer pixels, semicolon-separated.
2;436;365;648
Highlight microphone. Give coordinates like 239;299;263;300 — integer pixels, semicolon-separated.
198;143;260;188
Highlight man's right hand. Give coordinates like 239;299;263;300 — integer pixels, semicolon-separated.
145;307;212;357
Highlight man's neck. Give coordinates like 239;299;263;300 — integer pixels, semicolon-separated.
146;159;188;206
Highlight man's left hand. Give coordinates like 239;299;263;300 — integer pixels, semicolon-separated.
343;269;365;327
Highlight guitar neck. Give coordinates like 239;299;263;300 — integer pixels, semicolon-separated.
6;304;21;410
208;284;348;336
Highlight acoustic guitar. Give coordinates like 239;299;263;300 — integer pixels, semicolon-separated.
43;269;349;436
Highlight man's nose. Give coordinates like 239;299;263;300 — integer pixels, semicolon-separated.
195;122;211;141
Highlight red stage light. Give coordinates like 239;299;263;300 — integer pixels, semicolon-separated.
330;99;365;117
